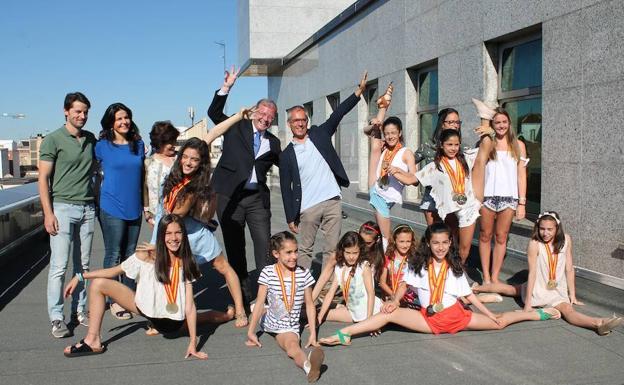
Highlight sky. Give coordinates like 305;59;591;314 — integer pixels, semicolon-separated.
0;0;267;141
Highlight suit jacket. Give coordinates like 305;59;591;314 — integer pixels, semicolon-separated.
208;90;281;206
279;93;360;224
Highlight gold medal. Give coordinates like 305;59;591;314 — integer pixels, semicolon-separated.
433;303;444;313
547;280;558;290
166;303;179;313
427;260;449;314
544;243;559;290
164;258;181;314
441;157;467;205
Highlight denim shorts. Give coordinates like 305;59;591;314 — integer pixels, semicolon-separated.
483;196;518;212
419;186;437;211
369;187;394;218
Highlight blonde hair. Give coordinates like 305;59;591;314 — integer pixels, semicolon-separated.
488;108;521;162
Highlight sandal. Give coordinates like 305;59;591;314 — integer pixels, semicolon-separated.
376;83;393;109
537;308;561;321
64;339;106;358
597;315;623;336
319;329;351;346
110;303;132;320
234;312;248;328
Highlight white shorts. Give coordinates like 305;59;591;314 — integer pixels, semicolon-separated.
455;200;481;228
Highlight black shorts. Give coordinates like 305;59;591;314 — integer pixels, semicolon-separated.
137;307;185;334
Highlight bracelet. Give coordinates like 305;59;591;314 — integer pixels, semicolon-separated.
518;203;526;206
76;272;84;282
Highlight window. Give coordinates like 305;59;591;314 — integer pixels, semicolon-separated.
363;80;378;121
498;35;542;217
303;101;313;124
410;65;439;197
327;93;340;155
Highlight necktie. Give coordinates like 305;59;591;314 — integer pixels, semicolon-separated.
254;131;261;157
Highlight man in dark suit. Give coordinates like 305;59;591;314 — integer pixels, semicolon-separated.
279;72;367;299
207;68;281;301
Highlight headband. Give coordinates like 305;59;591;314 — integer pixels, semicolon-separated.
537;211;560;225
361;223;380;235
392;224;413;236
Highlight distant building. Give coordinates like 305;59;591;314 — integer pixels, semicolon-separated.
177;118;225;169
0;140;21;177
17;134;44;176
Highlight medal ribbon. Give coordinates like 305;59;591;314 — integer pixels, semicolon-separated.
440;157;465;194
389;255;407;294
164;258;180;307
379;143;403;179
164;177;192;213
427;260;449;306
275;264;295;313
544;242;558;282
341;266;354;304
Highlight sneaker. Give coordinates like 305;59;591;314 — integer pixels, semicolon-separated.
72;311;89;327
51;320;71;338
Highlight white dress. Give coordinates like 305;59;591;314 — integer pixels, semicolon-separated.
333;262;382;322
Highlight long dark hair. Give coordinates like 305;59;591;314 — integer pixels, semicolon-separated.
382;116;404;144
335;231;368;279
162;138;212;209
434;129;470;175
431;108;461;146
532;211;566;253
154;214;200;283
99;102;141;154
359;221;384;280
385;224;418;261
409;223;463;277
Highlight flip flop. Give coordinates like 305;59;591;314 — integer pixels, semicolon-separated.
597;315;623;336
320;329;351;346
110;303;132;320
64;339;106;358
537;308;561;321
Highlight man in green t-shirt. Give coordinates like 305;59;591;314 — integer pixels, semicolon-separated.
38;92;97;338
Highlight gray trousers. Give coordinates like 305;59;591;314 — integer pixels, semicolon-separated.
297;197;342;269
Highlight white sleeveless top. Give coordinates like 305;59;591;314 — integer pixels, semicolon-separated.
333;262;382;322
484;151;518;198
373;147;409;204
521;240;570;307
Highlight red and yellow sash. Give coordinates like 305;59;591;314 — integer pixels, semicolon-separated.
164;258;181;307
427;260;449;306
389;254;407;294
275;264;295;313
544;243;558;283
341;266;354;304
440;157;466;195
164;177;191;213
380;143;403;178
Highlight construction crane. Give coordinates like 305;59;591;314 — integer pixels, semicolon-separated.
1;113;26;119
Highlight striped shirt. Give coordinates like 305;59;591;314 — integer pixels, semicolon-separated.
258;264;315;332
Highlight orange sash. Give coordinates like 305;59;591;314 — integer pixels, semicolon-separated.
427;260;449;306
275;264;295;313
164;177;191;213
440;157;466;195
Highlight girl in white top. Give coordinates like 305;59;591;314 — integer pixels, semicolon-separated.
143;121;179;227
317;231;382;324
62;214;233;358
472;211;623;335
319;223;560;345
478;108;529;284
414;129;482;264
364;85;417;246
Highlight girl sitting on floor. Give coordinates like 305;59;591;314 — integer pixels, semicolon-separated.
378;224;420;309
472;211;622;335
63;214;232;358
245;231;325;383
320;223;560;345
317;231;382;325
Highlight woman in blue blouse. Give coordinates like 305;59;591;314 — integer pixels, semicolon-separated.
96;103;145;319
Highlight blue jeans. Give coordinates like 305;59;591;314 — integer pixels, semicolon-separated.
47;202;95;322
98;208;141;290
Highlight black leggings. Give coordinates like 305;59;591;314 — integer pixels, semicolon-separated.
137;307;185;334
